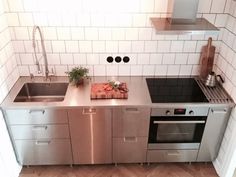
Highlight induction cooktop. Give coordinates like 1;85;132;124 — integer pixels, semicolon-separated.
146;78;209;103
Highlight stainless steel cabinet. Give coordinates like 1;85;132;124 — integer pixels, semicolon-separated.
10;124;70;140
15;139;72;165
5;108;73;165
197;107;232;162
6;109;68;125
68;108;112;164
113;137;148;163
113;107;150;137
112;107;150;163
147;150;198;162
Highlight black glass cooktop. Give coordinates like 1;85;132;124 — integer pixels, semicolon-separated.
146;78;209;103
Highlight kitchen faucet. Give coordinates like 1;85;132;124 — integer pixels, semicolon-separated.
32;25;51;81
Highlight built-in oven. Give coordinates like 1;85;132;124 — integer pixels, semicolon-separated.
148;107;209;150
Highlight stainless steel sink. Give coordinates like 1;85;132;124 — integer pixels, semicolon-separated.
14;83;69;102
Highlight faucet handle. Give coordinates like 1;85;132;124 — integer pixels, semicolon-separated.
49;68;55;76
30;73;34;80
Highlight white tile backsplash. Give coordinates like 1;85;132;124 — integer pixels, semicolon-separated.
52;41;66;53
171;41;184;53
130;65;142;76
4;0;227;78
167;65;180;76
2;0;236;177
118;65;130;76
162;54;175;64
65;41;79;53
155;65;167;76
157;41;171;52
73;54;87;65
183;41;197;52
79;41;92;53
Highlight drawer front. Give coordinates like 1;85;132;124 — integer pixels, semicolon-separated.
147;150;198;163
10;124;70;140
113;137;148;163
113;107;150;137
15;139;72;165
6;109;68;125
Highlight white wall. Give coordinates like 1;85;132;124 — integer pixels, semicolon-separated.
4;0;225;77
0;0;19;103
1;0;236;177
0;0;21;177
213;1;236;176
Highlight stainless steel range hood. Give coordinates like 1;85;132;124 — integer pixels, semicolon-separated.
151;0;219;35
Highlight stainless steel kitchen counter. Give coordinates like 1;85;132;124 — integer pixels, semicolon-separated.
1;76;234;109
1;76;152;109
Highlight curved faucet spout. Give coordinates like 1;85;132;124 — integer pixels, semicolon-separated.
32;26;49;80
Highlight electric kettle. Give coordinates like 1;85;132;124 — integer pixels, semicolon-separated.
205;71;224;87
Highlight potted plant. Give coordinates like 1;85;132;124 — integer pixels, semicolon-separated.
66;66;89;87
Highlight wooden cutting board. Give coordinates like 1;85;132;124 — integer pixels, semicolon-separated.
200;37;215;79
91;83;128;99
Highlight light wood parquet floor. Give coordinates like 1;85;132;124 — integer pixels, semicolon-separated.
19;163;219;177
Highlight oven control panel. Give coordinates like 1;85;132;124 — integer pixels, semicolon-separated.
151;107;209;117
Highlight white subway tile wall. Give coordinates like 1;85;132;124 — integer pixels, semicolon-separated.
0;0;19;104
2;0;236;176
4;0;223;77
213;1;236;177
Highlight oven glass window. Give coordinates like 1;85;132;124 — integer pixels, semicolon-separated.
156;124;196;143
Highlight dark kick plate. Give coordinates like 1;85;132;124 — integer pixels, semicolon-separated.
146;78;209;103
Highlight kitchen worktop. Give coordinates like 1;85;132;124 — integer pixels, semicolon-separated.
1;76;234;109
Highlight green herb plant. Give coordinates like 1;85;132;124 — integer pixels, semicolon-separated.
66;66;89;86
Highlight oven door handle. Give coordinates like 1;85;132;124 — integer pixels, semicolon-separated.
153;120;205;124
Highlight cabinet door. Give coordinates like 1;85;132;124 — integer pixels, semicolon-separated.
113;107;150;137
197;107;231;162
68;108;112;164
113;137;148;163
15;139;72;165
6;109;68;125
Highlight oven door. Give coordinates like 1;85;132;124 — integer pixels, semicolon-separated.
148;116;206;150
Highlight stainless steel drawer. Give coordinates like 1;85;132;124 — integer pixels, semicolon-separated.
147;149;198;163
15;139;72;165
113;137;148;163
113;107;150;138
10;124;70;140
6;109;68;125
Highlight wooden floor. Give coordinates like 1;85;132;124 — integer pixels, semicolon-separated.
19;163;219;177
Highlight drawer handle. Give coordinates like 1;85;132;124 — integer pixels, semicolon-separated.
166;151;180;156
125;108;140;113
211;109;227;114
124;136;137;142
29;109;45;114
35;141;51;145
32;125;48;130
153;121;205;124
83;108;96;114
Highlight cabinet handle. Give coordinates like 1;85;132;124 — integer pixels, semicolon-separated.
153;121;205;124
211;109;227;114
82;108;96;114
29;109;45;114
124;136;137;142
35;140;51;145
32;125;48;130
125;108;140;113
166;151;180;156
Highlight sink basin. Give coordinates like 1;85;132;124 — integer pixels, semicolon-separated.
14;82;69;102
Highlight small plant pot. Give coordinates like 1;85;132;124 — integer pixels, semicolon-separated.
75;78;84;87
